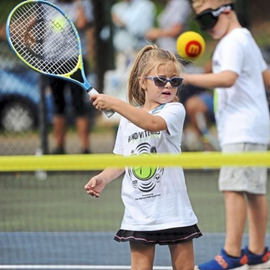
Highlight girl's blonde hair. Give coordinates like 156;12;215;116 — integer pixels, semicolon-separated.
127;44;183;106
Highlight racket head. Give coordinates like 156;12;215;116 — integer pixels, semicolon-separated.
6;0;90;89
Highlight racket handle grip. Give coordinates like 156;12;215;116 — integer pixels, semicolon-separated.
88;88;115;118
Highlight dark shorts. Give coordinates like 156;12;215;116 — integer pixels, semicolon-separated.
114;224;202;245
49;77;88;117
48;59;89;117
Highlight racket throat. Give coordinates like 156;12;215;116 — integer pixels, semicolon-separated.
70;68;84;84
70;68;92;92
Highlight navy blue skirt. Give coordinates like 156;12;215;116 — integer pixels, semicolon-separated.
114;224;202;245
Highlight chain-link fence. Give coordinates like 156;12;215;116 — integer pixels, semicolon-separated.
0;0;270;155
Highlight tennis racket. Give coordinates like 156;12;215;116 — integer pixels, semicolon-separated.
6;0;114;118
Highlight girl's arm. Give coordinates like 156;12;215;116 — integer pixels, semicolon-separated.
92;96;168;132
84;167;124;198
112;99;167;132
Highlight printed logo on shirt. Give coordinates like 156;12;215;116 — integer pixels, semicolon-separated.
128;142;164;193
128;131;161;143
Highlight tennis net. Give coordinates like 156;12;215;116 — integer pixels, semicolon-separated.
0;153;269;269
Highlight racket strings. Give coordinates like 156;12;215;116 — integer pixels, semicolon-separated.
9;2;80;75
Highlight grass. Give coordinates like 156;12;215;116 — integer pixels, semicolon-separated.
1;170;269;233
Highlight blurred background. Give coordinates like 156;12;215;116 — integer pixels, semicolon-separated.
0;0;269;156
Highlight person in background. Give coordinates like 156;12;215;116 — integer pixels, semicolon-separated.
184;88;218;151
145;0;191;54
145;0;218;151
111;0;155;55
102;0;155;123
85;44;202;270
184;0;270;269
183;60;220;151
49;0;94;154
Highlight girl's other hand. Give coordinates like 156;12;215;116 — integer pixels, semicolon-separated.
84;175;107;198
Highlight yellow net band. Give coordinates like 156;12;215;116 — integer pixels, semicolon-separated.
0;151;270;171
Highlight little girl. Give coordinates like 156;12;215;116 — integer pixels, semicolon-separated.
84;44;202;270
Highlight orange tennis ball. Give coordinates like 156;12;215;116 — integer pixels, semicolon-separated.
176;31;206;60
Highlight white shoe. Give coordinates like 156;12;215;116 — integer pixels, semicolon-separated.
194;264;249;270
235;266;249;270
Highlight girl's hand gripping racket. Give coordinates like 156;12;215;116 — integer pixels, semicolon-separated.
6;0;114;118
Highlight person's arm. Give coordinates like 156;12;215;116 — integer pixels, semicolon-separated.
112;99;167;131
111;13;125;28
84;167;124;198
146;0;191;40
75;0;90;30
263;68;270;92
183;70;238;89
146;23;183;40
91;95;167;132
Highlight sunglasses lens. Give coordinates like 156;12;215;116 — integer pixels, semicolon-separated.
170;78;183;87
153;77;183;87
154;77;167;87
196;12;218;31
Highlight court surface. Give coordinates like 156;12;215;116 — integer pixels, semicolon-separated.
1;171;269;270
1;232;269;269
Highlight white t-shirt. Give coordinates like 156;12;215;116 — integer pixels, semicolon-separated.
113;103;198;231
213;28;270;146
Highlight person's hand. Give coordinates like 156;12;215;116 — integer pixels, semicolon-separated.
90;94;117;112
145;28;162;40
112;13;125;28
84;175;107;198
